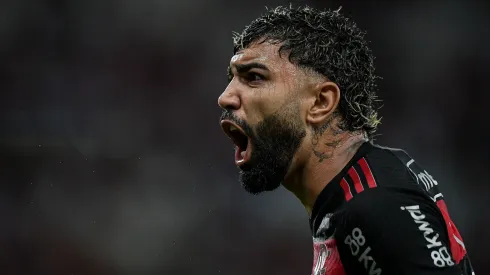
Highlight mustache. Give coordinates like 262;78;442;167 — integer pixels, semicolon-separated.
219;110;253;137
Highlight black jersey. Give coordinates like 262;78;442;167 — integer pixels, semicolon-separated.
310;142;474;275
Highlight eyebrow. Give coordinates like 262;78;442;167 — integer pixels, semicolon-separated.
233;62;270;74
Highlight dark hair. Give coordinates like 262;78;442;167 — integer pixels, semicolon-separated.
233;5;381;137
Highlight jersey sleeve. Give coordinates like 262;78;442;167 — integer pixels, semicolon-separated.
333;187;461;275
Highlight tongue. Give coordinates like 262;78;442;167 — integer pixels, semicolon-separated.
235;146;246;162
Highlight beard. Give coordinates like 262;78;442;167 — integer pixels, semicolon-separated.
220;103;306;194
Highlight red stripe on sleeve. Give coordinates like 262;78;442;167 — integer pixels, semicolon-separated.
347;167;364;193
339;178;353;201
358;157;377;188
436;200;466;263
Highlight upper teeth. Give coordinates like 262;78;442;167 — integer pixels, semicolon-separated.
230;126;238;132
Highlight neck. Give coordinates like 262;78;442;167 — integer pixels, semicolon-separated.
283;131;367;216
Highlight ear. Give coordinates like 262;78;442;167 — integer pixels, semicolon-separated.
306;81;340;126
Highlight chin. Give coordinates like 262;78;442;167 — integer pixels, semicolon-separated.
238;167;284;195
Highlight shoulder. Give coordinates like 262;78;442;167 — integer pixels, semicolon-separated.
336;185;442;231
333;187;453;268
359;143;428;191
330;143;462;274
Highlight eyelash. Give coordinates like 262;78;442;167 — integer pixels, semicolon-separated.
227;73;265;84
244;72;265;83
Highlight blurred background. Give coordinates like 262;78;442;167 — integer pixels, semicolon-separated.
1;0;489;274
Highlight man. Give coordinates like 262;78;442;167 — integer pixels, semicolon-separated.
218;5;474;275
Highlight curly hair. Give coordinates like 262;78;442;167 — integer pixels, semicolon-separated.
233;5;381;138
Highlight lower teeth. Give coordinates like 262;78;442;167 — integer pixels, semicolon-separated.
240;151;246;158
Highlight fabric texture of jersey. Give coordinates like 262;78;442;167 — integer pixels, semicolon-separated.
309;142;474;275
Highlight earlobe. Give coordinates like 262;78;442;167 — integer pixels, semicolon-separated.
306;82;340;126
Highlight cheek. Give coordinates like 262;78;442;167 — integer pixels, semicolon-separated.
237;91;270;125
298;97;314;122
252;86;287;120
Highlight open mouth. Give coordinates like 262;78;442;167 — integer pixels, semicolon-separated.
220;120;252;166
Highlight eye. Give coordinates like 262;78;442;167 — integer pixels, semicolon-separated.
244;72;265;83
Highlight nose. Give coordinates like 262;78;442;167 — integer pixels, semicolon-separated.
218;85;241;110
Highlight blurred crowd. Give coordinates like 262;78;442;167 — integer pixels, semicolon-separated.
1;0;489;274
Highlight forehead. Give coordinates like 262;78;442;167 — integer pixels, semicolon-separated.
231;42;299;76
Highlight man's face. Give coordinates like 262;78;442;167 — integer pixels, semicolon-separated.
218;42;308;194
